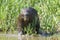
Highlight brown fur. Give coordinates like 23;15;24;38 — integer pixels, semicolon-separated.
17;7;40;34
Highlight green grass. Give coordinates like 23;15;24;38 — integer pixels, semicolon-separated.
0;0;60;39
0;0;60;40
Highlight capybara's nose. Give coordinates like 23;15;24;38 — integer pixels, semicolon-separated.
24;17;27;21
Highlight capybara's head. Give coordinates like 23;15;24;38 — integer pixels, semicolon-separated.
19;7;38;23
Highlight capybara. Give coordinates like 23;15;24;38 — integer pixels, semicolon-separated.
17;7;40;40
